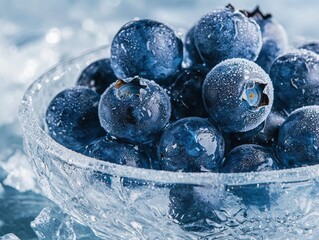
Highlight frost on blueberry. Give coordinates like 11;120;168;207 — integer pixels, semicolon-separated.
194;4;262;67
76;58;117;95
270;49;319;113
246;7;289;73
45;86;105;152
202;58;273;133
111;19;183;84
98;77;171;144
158;117;224;172
276;106;319;168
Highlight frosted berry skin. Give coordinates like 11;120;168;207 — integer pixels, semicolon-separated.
158;117;224;172
270;50;319;113
77;58;117;95
184;26;203;66
276;106;319;168
202;58;274;133
111;19;183;84
249;7;289;73
168;65;209;120
46;87;104;152
299;41;319;54
99;77;171;144
194;5;262;67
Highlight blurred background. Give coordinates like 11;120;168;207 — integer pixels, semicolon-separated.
0;0;318;239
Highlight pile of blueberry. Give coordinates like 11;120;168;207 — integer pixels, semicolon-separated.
46;4;319;179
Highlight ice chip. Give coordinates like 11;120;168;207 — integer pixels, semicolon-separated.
31;207;76;240
1;150;38;193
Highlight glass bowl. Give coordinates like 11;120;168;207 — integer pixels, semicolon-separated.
19;46;319;239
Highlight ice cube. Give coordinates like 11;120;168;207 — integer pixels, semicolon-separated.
1;150;38;193
0;233;21;240
31;207;76;240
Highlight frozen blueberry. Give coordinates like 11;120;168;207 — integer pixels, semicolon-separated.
247;7;289;73
99;77;171;144
111;19;183;84
158;117;224;172
270;49;319;113
276;106;319;168
194;4;262;67
84;137;150;187
184;26;203;66
230;111;286;147
221;144;281;207
168;66;209;120
77;58;117;95
298;41;319;54
202;58;273;133
169;184;224;231
46;87;105;152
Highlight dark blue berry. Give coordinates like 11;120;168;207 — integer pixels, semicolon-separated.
270;50;319;113
230;111;286;147
276;106;319;168
168;66;209;120
247;7;288;73
298;41;319;54
76;58;117;95
184;26;203;66
84;137;150;187
46;87;105;152
111;19;183;84
194;4;262;67
221;144;281;207
158;117;224;172
202;58;273;133
99;77;171;144
169;184;224;231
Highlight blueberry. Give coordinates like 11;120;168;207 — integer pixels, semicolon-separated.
276;106;319;168
194;4;262;67
202;58;273;133
184;26;203;66
99;77;171;144
246;7;288;73
270;49;319;113
158;117;224;172
84;137;150;187
46;86;105;152
76;58;117;95
298;41;319;54
168;65;209;120
221;144;281;173
220;144;281;207
169;184;224;231
229;111;286;147
111;19;183;84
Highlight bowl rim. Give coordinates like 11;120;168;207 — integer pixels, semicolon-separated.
18;45;319;186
